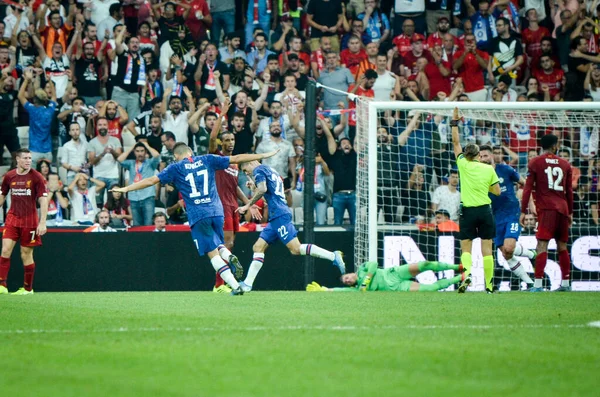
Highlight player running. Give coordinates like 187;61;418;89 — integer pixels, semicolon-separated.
112;143;279;295
208;100;252;293
479;145;537;289
236;161;346;292
520;134;573;292
306;261;465;292
0;148;49;295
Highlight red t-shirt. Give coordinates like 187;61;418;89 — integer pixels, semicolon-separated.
425;61;452;99
454;50;489;93
534;68;565;99
178;0;210;41
348;85;374;126
402;50;433;77
392;34;417;55
426;32;455;49
1;169;48;228
522;27;550;60
522;153;573;216
340;48;367;77
102;118;123;142
214;150;239;208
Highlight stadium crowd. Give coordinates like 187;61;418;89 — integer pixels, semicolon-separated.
0;0;598;230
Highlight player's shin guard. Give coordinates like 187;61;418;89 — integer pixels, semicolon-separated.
244;253;264;287
299;244;335;261
23;263;35;291
534;252;548;288
483;255;494;291
506;256;533;285
210;256;239;289
513;242;535;260
460;252;473;276
558;250;571;287
418;275;462;292
417;261;460;272
0;257;10;287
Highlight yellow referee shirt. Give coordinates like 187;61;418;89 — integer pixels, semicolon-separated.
456;154;500;208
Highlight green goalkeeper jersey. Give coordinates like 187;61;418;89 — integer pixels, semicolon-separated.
332;262;413;292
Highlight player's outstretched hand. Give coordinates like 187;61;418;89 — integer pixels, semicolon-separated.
110;186;128;194
236;204;250;215
262;149;280;159
249;205;262;221
306;282;328;292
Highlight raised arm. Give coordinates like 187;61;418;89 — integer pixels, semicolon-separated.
451;107;462;157
112;176;160;194
398;111;421;147
229;150;279;165
209;99;231;153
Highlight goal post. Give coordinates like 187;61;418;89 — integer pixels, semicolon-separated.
355;99;600;291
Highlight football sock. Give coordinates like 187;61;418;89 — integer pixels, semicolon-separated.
534;251;548;283
210;256;239;290
214;273;225;288
483;255;494;290
460;252;472;277
558;250;571;286
418;275;462;292
218;245;233;263
244;253;264;286
23;263;35;291
299;244;335;261
0;257;10;287
513;242;535;260
418;261;460;272
506;256;533;285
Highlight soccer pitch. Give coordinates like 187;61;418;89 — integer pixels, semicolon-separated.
3;292;599;396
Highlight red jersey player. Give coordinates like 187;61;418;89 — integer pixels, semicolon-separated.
208;99;254;293
0;148;49;295
520;135;573;292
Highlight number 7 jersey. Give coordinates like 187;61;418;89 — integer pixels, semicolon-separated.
522;153;573;216
253;165;291;221
158;155;230;226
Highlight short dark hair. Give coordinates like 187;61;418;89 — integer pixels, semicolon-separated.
479;144;493;153
364;69;378;80
267;54;279;62
233;111;246;120
162;131;176;141
153;212;167;221
497;17;510;27
255;32;268;41
109;3;122;15
571;35;585;50
173;142;192;156
15;148;31;157
113;23;123;33
205;111;218;119
541;134;559;150
133;142;149;153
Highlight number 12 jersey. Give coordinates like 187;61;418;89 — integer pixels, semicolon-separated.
522;153;573;216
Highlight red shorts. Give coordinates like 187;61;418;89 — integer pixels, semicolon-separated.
223;205;239;233
2;225;42;247
536;210;570;242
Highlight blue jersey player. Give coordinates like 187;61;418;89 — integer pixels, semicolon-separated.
479;145;537;288
112;143;279;295
236;161;346;292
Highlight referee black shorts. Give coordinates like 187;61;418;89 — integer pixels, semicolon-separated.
459;204;496;241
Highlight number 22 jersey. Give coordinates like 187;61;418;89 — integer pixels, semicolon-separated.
521;153;573;216
253;165;291;221
158;155;229;226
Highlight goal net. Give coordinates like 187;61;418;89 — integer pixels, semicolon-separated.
355;99;600;292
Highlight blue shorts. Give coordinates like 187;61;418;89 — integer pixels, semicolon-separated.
190;216;225;256
259;214;298;246
494;216;521;247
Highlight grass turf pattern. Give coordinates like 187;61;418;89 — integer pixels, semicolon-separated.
2;292;599;396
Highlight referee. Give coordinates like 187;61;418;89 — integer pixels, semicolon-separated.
451;107;501;293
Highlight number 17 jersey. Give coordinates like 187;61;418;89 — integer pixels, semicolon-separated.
158;155;230;226
253;165;291;221
523;153;573;216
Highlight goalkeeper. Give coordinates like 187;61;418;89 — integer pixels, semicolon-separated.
307;261;464;292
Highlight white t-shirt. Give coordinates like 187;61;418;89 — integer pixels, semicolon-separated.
163;110;190;144
91;0;120;25
256;139;295;177
87;136;122;179
394;0;425;13
373;71;396;101
43;55;70;98
62;139;89;179
70;185;98;223
431;185;461;221
3;11;30;39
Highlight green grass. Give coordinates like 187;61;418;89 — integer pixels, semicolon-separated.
2;292;600;397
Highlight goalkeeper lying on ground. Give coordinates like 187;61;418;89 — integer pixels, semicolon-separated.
307;261;465;292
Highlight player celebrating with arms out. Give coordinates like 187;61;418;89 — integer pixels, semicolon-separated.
236;161;346;292
112;143;279;295
520;134;573;292
0;149;49;295
306;261;465;292
479;145;537;289
451;107;501;293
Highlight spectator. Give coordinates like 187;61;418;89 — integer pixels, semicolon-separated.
87;117;123;204
487;75;518;102
244;0;272;47
487;17;524;85
194;42;230;102
17;69;57;167
180;0;211;43
426;16;453;49
392;18;417;55
585;64;600;101
104;185;133;228
117;141;160;226
91;0;120;25
36;159;51;181
39;8;74;58
348;69;377;142
97;2;122;41
187;104;213;154
522;9;551;63
330;138;357;225
295;149;331;226
113;27;144;120
392;0;425;36
357;0;391;44
573;176;598;225
403;34;432;77
46;172;70;226
256;101;291;144
431;169;460;221
138;114;165;154
219;32;246;64
341;19;371;50
87;209;117;232
74;40;105;106
68;173;106;225
424;44;452;100
310;36;332;79
373;54;396;101
403;164;430;222
522;212;537;234
534;54;566;101
165;183;187;224
153;212;168;232
61;122;89;185
318;52;355;109
246;32;274;75
209;0;235;45
256;119;296;189
99;100;129;142
558;147;581;189
397;111;432;184
435;209;459;232
556;8;579;70
162;87;194;144
159;131;177;171
377;127;400;223
453;33;490;101
306;0;343;52
354;41;379;80
281;53;308;91
0;75;19;162
126;99;163;138
340;36;367;77
466;0;496;51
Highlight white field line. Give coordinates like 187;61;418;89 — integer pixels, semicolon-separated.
0;323;596;335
